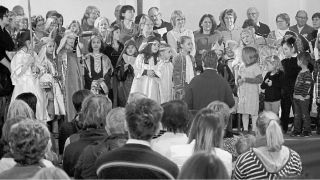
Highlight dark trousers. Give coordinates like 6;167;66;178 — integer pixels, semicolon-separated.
280;93;293;132
317;102;320;132
293;98;311;133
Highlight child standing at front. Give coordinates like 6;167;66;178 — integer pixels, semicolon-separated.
159;43;174;103
260;55;283;115
291;52;313;137
237;46;263;133
172;36;195;100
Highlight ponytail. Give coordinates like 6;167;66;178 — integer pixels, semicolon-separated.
265;120;284;151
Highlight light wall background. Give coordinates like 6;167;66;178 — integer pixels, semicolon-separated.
1;0;319;30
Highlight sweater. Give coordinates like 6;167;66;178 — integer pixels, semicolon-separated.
294;70;313;98
261;71;283;102
281;57;301;94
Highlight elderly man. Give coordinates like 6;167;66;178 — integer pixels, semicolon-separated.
243;7;270;38
290;10;314;38
184;50;235;110
148;7;173;42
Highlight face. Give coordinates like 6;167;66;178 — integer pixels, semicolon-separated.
0;11;10;26
241;32;254;45
36;20;45;31
151;41;160;53
123;10;135;21
89;10;99;21
99;19;109;32
91;37;102;51
247;9;259;23
175;16;185;29
181;38;193;52
214;50;223;59
113;29;120;41
276;17;289;30
160;48;173;60
312;17;320;29
296;11;308;27
224;14;234;27
66;35;76;48
282;43;295;58
266;62;275;72
19;19;28;30
46;41;55;54
126;44;137;56
148;9;161;25
70;22;80;34
142;19;154;35
201;17;212;32
48;20;58;32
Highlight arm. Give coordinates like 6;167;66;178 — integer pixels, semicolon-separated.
244;74;263;84
0;58;11;72
260;73;269;89
224;82;235;108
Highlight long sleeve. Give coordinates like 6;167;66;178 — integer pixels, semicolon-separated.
133;54;146;78
260;72;270;89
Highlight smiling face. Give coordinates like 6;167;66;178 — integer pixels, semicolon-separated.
123;9;135;21
126;44;137;56
66;35;76;48
99;19;109;32
241;32;254;46
91;37;102;51
201;17;213;32
181;38;193;53
46;41;55;54
276;17;289;30
175;16;185;29
70;22;80;34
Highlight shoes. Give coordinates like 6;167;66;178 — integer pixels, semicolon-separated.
290;131;301;137
302;131;312;137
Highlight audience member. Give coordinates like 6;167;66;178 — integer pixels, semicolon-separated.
95;98;179;179
269;13;291;41
16;92;37;116
31;167;70;179
235;134;256;155
7;100;35;120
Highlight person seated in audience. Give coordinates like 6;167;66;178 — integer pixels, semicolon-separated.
234;111;302;179
63;95;111;177
0;120;60;179
74;107;128;179
6;100;35;120
235;134;256;155
31;167;70;179
95;98;179;179
59;89;92;155
178;152;229;179
127;92;147;104
171;108;232;175
16;92;37;117
151;100;189;158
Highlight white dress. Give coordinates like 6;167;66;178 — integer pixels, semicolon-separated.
10;50;49;121
159;58;173;103
130;54;162;103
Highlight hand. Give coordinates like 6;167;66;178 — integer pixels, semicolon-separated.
267;80;272;86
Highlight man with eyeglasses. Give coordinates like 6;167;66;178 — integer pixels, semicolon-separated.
290;10;314;38
243;7;270;38
148;7;173;43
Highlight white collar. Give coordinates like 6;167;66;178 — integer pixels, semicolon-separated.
256;21;260;27
126;139;151;147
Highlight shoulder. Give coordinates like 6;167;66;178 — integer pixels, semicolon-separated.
289;25;298;30
259;22;270;28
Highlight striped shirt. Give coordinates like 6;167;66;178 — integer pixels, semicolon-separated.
234;148;302;179
294;71;313;97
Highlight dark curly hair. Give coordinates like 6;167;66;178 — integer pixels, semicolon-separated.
9;120;50;165
125;98;163;140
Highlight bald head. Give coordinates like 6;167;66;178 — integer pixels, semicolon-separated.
247;7;259;23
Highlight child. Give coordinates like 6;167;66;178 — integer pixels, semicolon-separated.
291;52;313;137
172;36;195;100
235;134;256;155
84;35;113;96
260;55;283;115
237;46;263;133
114;39;138;107
158;43;174;103
130;36;162;103
280;37;301;133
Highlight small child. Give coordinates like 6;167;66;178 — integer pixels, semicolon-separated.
172;36;195;100
237;47;263;133
235;134;256;155
159;43;174;103
291;52;313;137
260;55;283;115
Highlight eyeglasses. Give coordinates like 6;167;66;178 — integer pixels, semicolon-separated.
150;13;160;19
296;16;307;20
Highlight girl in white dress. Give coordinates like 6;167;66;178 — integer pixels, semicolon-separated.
10;30;49;121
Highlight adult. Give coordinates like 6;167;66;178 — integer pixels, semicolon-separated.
95;98;179;179
234;111;302;179
290;10;314;38
63;95;111;177
217;9;242;43
269;13;291;41
185;50;235;110
194;14;222;72
12;5;24;17
167;10;196;56
94;16;110;44
148;7;173;43
307;12;320;49
111;5;122;26
244;7;270;38
118;5;139;44
6;100;34;120
81;6;100;32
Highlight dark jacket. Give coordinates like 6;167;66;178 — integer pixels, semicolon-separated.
153;20;173;43
184;69;235;110
58;115;81;155
95;143;179;179
281;57;301;94
261;71;283;102
63;128;107;177
217;60;237;96
74;134;128;179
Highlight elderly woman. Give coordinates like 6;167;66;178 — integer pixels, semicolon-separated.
167;10;196;56
194;14;222;71
269;13;291;41
217;9;242;43
74;107;128;179
94;16;110;44
0;120;58;179
63;95;112;177
234;111;302;179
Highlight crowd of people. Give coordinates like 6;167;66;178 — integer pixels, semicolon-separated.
0;2;319;179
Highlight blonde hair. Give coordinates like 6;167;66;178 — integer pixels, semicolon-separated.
94;16;110;30
44;17;57;33
7;100;35;120
240;28;255;46
207;101;230;127
105;107;127;135
170;10;185;27
82;6;100;23
264;55;282;72
242;46;259;67
256;111;284;151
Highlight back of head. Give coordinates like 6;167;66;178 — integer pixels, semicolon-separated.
178;152;229;179
256;111;284;151
9;120;50;165
161;100;189;133
72;89;92;113
16;29;31;49
127;92;147;104
0;6;9;19
125;98;163;141
105;107;127;135
202;50;218;69
16;93;37;115
188;108;225;152
242;46;259;66
32;167;70;179
80;95;112;130
207;101;230;127
1;116;27;152
297;51;312;66
7;100;35;120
